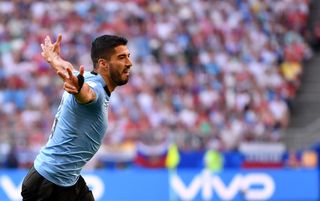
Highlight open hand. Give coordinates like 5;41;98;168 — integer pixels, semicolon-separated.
41;34;62;64
41;34;74;76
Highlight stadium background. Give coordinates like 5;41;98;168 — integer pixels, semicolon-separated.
0;0;320;200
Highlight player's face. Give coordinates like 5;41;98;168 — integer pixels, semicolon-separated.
108;45;132;86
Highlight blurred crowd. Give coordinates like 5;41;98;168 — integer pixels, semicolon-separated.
0;0;313;168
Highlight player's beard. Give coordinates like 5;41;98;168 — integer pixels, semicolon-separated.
109;67;129;86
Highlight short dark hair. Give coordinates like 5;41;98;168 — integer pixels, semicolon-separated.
91;35;128;68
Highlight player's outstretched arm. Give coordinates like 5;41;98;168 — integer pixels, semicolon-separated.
41;34;74;75
58;65;96;104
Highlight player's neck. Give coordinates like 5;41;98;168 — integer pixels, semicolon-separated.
104;76;116;93
92;69;116;93
100;71;116;93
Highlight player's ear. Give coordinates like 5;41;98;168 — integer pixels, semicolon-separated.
98;58;108;69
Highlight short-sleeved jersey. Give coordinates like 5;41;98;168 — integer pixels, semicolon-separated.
34;71;110;186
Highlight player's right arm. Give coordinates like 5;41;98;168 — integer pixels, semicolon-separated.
57;66;97;104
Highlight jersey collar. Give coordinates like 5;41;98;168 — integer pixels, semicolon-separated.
91;71;111;97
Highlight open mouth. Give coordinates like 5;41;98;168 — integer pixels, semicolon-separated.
123;69;130;76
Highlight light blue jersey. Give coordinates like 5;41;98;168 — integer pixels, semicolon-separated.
34;71;110;186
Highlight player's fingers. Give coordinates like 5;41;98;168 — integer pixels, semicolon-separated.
66;67;73;78
53;34;62;52
44;37;54;51
64;83;78;91
64;87;78;94
56;34;62;44
79;65;85;75
44;36;49;45
64;85;78;94
41;43;49;52
45;35;52;45
57;71;67;80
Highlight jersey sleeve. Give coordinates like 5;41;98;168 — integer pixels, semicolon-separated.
85;80;101;105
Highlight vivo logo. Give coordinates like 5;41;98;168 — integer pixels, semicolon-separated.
0;174;104;201
171;170;275;201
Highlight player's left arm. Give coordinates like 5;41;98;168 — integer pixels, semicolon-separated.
41;34;96;104
41;34;74;75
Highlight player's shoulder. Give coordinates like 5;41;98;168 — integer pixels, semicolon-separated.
82;71;98;82
83;71;96;79
83;71;105;90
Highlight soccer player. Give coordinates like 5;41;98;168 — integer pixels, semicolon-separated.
21;34;132;201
